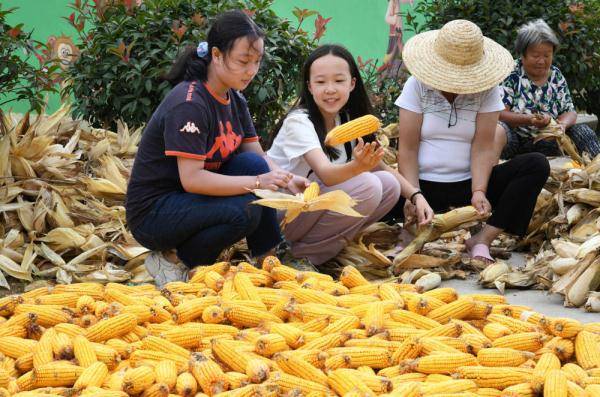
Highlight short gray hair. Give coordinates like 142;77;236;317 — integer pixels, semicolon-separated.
514;19;560;56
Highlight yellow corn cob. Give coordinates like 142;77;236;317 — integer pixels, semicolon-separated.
423;288;458;303
460;333;492;354
543;369;568;397
385;326;426;341
273;352;327;385
421;379;478;395
339;266;370;288
89;343;119;369
224;304;282;327
462;294;506;305
0;336;37;358
487;314;539;333
15;353;33;373
85;313;137;342
404;294;435;316
419;337;464;355
142;335;190;359
575;331;600;370
161;327;203;349
454;366;530;389
16;370;35;392
483;322;512;341
324;354;350;372
233;273;266;309
583;322;600;335
492;332;546;352
327;368;373;395
211;339;254;374
224;371;249;389
76;295;96;314
344;339;400;353
35;293;80;307
390;309;441;330
172;296;219;324
427;298;475;324
327;347;391;369
73;335;98;367
13;305;71;327
203;272;224;292
243;358;269;384
200;305;224;324
476;388;503;397
361;302;385;336
464;301;492;320
388;381;423;397
140;383;169;397
585;384;600;396
176;372;198;397
190;352;230;395
154;360;177;391
270;266;299;282
298;332;347;351
407;353;478;374
32;329;55;369
356;366;376;376
391;336;422;364
73;361;109;390
287;287;339;307
378;283;404;303
255;333;288;357
262;322;305;349
477;348;534;367
52;332;74;360
0;296;23;316
32;362;84;387
561;363;588;386
122;366;155;395
324;114;381;146
547;317;583;339
302;182;320;201
188;262;230;283
0;369;8;390
422;322;463;338
53;283;104;299
353;371;393;393
0;325;26;338
566;381;587;397
539;336;575;362
501;382;535;397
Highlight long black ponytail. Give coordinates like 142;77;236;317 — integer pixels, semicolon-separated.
163;10;264;86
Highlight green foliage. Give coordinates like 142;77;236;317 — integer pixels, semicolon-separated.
405;0;600;121
65;0;327;136
358;56;405;126
0;5;57;115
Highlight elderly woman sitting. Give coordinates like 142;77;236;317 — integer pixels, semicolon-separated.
496;19;600;160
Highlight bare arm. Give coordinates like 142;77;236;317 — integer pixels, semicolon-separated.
177;141;292;196
499;105;534;127
396;108;422;187
471;111;500;194
557;111;577;130
303;139;382;187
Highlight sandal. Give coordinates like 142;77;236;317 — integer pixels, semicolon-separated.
467;243;495;263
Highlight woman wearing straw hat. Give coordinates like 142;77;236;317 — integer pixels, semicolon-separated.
393;20;550;262
497;19;600;160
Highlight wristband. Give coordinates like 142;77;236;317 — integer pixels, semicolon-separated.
409;190;423;205
255;175;261;189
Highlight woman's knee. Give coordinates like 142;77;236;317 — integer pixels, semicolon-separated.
375;171;401;203
519;152;550;179
350;172;383;214
235;152;270;175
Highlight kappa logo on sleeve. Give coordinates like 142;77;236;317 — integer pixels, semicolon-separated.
179;121;201;134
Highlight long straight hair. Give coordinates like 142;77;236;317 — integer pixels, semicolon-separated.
270;44;374;160
163;10;264;86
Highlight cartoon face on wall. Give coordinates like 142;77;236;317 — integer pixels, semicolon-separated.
47;35;80;70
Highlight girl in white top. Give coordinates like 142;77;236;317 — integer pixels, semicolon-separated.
392;20;550;263
268;44;433;267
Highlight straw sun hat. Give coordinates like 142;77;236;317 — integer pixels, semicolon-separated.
402;20;514;94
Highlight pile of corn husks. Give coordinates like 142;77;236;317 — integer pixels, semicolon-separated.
335;123;600;311
0;105;152;287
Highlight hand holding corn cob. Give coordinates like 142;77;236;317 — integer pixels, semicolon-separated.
252;181;363;227
324;115;382;146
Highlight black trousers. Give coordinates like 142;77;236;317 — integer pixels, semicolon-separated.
385;153;550;236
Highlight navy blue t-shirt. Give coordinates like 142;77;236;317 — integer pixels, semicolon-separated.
125;80;259;231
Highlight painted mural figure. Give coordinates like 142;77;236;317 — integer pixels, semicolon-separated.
383;0;413;77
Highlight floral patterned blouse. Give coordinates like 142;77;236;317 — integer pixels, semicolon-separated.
501;59;575;137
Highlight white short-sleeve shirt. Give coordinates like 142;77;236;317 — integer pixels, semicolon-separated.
267;109;349;177
395;76;504;182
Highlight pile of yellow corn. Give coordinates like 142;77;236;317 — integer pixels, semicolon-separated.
0;259;598;397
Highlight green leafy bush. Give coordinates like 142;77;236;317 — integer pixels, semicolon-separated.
0;6;57;118
405;0;600;123
65;0;327;136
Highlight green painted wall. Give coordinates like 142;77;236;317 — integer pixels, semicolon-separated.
2;0;417;114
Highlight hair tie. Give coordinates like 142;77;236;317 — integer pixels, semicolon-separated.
196;41;209;58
